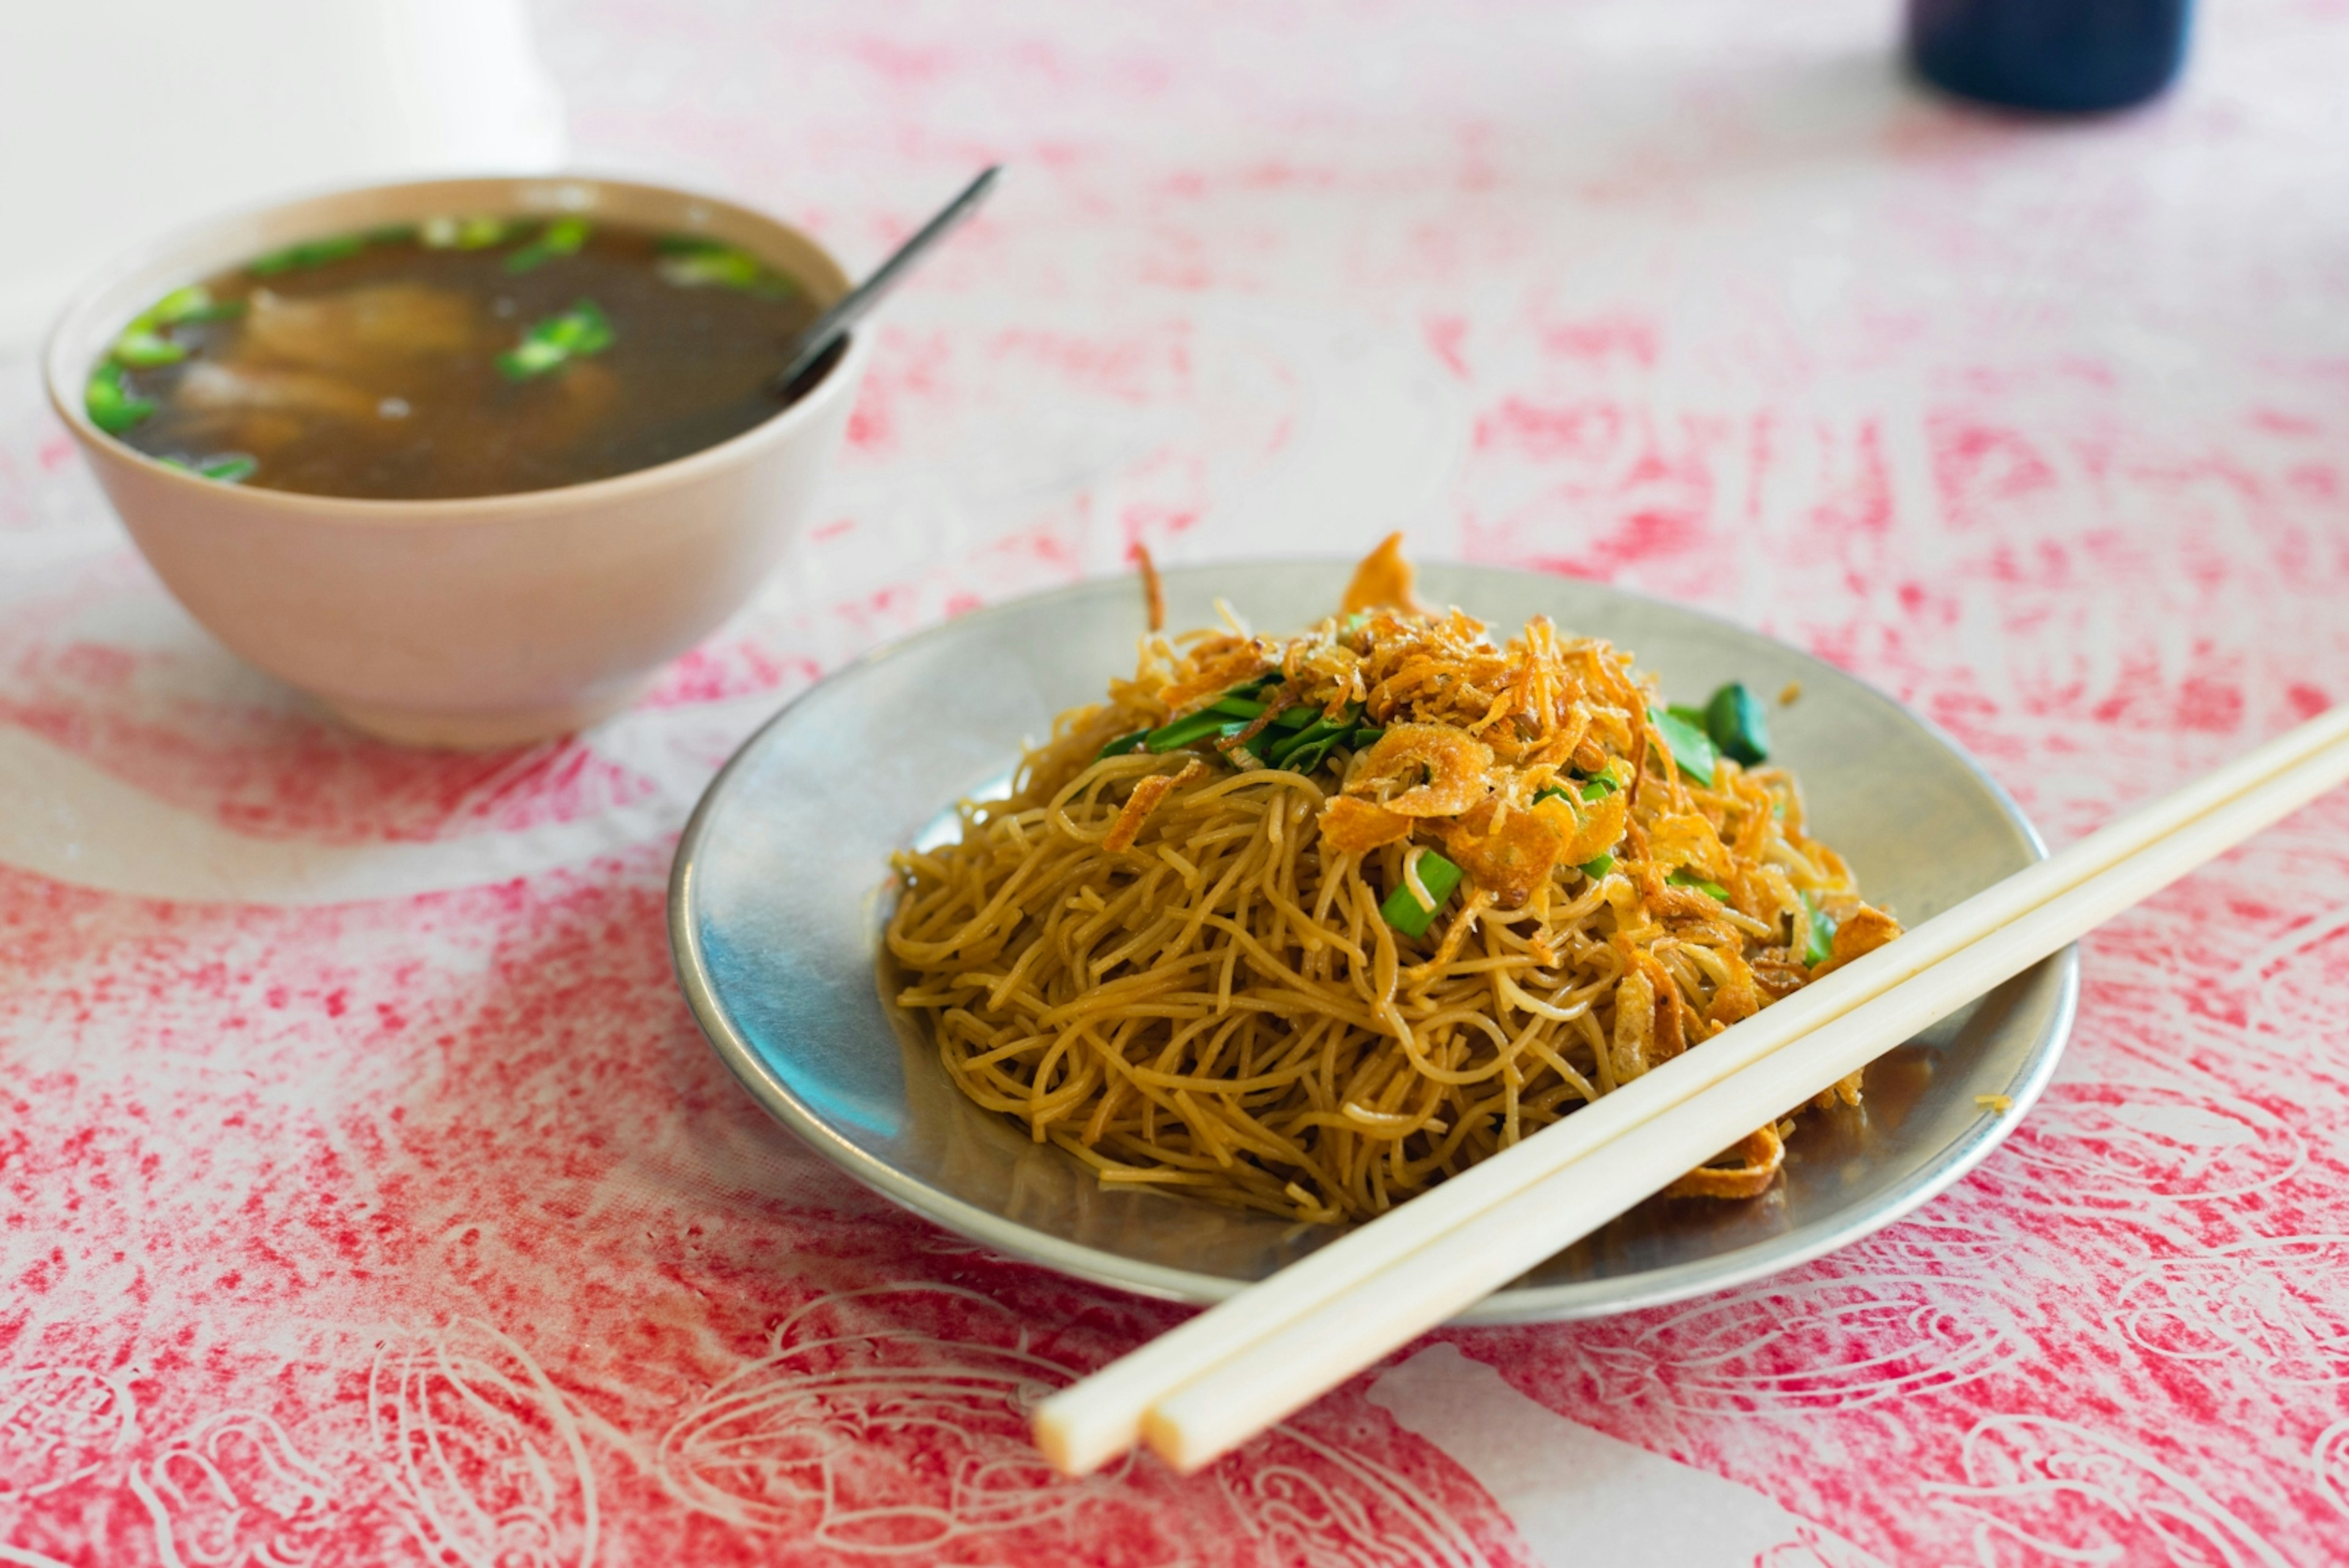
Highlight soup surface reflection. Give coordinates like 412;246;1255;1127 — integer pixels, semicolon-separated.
93;217;826;500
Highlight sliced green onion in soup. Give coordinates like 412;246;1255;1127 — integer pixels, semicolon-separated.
196;453;258;483
504;217;592;274
656;239;795;298
421;215;512;251
495;299;615;381
85;365;155;434
160;453;258;483
109;325;185;368
108;284;245;368
248;233;366;275
146;284;241;326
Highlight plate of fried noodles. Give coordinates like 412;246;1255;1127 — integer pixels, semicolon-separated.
670;541;2075;1321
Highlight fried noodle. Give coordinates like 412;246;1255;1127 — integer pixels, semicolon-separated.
886;540;1901;1224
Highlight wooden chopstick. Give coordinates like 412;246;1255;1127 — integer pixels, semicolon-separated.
1033;706;2349;1476
1140;721;2349;1470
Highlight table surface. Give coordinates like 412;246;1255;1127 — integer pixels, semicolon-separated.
5;2;2348;1564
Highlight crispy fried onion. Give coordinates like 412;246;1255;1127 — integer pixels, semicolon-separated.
1102;760;1203;852
1562;789;1627;864
1134;543;1166;631
1340;530;1425;615
1437;796;1568;906
1813;905;1903;976
1349;724;1491;817
1318;795;1415;856
1663;1123;1785;1200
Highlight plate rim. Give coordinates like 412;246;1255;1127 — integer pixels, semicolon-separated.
667;557;2079;1323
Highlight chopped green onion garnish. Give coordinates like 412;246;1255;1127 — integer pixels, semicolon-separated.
84;365;155;434
495;299;615;381
1143;680;1286;754
1668;869;1731;901
1381;852;1464;938
504;216;592;273
1704;682;1770;767
1282;737;1340;773
1581;853;1614;879
1348;727;1384;748
1266;704;1365;771
1651;706;1718;786
1143;710;1235;752
1097;729;1150;760
1802;892;1837;967
1267;725;1325;764
249;233;366;275
1542;770;1621;810
1136;683;1367;773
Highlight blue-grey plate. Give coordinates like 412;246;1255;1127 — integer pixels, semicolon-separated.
668;561;2076;1323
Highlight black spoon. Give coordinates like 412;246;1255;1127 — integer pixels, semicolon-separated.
772;164;1001;399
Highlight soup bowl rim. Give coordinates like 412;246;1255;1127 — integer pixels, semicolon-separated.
40;169;875;523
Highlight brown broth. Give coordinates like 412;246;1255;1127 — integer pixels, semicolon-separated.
100;218;826;500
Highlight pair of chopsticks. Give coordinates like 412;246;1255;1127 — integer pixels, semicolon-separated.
1034;705;2349;1476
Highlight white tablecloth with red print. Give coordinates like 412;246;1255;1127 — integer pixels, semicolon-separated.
5;2;2347;1564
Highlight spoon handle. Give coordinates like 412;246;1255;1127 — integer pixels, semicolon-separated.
774;165;1001;393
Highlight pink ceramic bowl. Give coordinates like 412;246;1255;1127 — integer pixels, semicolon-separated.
44;174;871;748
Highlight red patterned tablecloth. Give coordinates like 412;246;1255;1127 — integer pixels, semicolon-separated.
6;2;2348;1563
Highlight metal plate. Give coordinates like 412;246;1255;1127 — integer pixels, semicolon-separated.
669;561;2076;1323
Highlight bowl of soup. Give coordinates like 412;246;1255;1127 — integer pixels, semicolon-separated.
43;174;872;747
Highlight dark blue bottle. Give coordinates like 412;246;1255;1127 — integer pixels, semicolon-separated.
1907;0;2191;113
